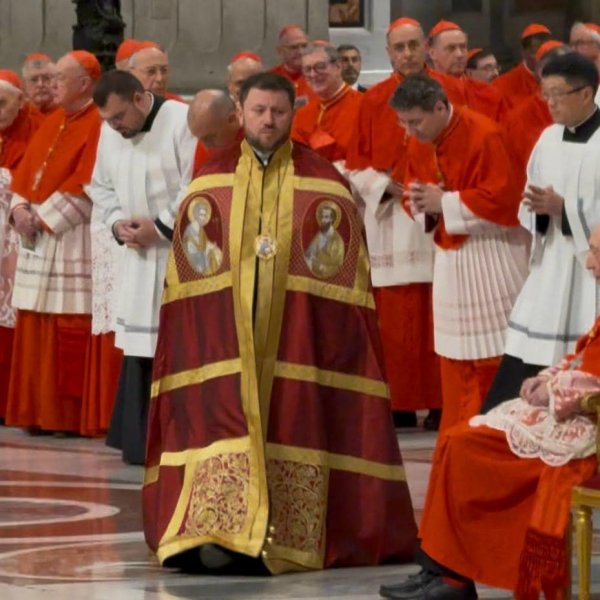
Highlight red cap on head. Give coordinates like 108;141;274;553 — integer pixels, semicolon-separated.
534;40;565;63
0;70;23;91
428;20;462;40
279;24;303;40
116;39;141;63
24;53;52;64
521;23;551;39
387;17;421;35
68;50;102;81
467;48;483;61
585;23;600;36
230;51;262;64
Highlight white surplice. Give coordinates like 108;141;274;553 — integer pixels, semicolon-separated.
339;164;435;287
86;100;195;357
504;120;600;366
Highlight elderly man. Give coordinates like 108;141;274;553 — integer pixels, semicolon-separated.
143;71;417;575
188;89;243;176
337;44;366;91
428;20;505;121
570;22;600;69
483;53;600;414
128;43;184;102
380;221;600;599
0;70;42;419
344;17;452;429
88;70;195;463
270;24;313;107
292;44;362;163
493;23;552;110
465;48;499;83
394;73;529;432
227;52;264;102
21;53;57;116
6;51;102;434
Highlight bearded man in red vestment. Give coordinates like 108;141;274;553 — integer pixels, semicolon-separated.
143;72;417;575
379;223;600;600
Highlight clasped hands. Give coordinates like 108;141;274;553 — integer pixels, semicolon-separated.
382;179;444;214
522;184;564;216
520;376;550;407
12;205;42;243
114;218;161;249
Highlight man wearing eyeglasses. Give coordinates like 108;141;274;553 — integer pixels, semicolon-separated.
87;70;195;463
292;44;362;163
21;53;57;116
128;43;185;103
482;52;600;415
465;48;499;84
6;51;102;435
270;24;314;108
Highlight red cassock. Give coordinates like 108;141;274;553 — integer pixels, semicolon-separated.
292;84;363;163
419;318;600;598
448;75;507;122
0;103;43;418
6;103;101;432
493;62;539;111
143;140;417;573
504;93;552;187
345;67;452;413
270;63;315;107
403;107;522;430
80;332;123;436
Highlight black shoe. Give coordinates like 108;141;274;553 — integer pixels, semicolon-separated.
381;574;477;600
423;409;441;431
380;570;438;597
393;411;418;428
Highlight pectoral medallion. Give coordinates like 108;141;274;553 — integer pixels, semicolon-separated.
254;233;278;260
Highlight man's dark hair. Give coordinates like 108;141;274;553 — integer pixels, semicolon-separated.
541;52;599;96
389;74;448;112
239;72;295;107
466;48;494;70
337;44;361;55
521;32;551;51
93;70;144;108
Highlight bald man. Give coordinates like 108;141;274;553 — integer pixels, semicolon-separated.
271;24;313;107
227;53;264;102
129;44;184;102
188;89;243;175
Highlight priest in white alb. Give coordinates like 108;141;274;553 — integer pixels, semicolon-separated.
483;52;600;412
87;70;195;463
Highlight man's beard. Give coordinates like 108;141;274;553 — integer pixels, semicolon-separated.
342;67;358;84
245;126;291;154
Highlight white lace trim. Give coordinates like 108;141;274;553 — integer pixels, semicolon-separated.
470;398;596;467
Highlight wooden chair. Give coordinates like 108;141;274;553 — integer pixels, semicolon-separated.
571;393;600;600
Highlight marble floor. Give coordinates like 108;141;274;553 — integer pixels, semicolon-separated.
0;425;598;600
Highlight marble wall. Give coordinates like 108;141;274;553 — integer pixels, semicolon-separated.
0;0;598;92
0;0;329;93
